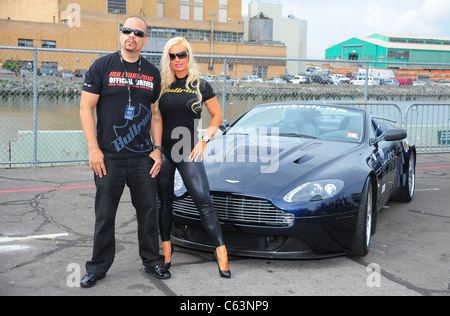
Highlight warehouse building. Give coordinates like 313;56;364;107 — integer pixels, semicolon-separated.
326;33;450;64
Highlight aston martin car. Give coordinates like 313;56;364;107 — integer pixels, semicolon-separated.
170;102;416;258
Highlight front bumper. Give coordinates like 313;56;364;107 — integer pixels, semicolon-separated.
171;210;358;259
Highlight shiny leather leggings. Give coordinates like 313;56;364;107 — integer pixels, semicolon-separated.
157;154;225;247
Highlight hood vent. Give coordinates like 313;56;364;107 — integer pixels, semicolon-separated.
294;155;314;164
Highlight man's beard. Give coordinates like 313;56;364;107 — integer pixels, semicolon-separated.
124;39;137;51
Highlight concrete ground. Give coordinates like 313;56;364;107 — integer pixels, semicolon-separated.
0;153;449;297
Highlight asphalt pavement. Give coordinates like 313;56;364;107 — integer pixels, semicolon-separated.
0;153;449;297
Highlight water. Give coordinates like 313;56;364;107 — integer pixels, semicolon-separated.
1;93;448;146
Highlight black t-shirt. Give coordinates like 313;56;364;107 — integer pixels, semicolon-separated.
158;75;215;161
82;51;161;158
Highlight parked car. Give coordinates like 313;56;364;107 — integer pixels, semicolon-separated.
311;75;334;85
18;69;33;76
171;102;416;258
328;76;342;85
201;75;218;82
382;79;400;86
38;68;56;76
241;75;264;83
0;69;15;75
330;74;350;84
393;78;413;86
266;77;287;84
350;76;380;85
58;70;75;78
74;69;88;77
289;75;308;84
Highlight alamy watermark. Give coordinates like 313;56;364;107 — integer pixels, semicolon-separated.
66;263;81;288
366;263;381;288
62;3;81;28
171;122;280;174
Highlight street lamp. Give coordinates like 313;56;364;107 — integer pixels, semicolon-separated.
209;12;216;70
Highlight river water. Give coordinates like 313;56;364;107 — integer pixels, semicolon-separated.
1;92;448;146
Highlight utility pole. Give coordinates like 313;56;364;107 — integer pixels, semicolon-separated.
209;12;216;70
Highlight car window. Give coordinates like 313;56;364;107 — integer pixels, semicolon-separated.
227;104;365;143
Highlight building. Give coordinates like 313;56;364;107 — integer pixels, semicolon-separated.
0;0;286;79
326;33;450;64
243;0;308;59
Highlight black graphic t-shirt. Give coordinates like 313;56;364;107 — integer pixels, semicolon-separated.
158;75;216;161
82;51;161;158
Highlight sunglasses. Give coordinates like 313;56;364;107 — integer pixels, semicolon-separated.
169;51;189;61
121;27;146;38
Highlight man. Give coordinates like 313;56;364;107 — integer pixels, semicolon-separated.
79;16;170;288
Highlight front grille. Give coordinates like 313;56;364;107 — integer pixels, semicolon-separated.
173;193;295;227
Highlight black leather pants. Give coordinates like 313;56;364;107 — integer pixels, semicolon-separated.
157;153;225;247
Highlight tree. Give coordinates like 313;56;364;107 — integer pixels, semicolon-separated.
2;58;22;72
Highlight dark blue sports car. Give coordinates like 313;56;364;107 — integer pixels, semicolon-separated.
171;103;416;258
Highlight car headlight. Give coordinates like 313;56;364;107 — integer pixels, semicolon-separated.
283;180;344;203
174;170;184;192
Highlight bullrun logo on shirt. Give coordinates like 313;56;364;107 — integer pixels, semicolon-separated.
108;71;155;90
112;104;152;153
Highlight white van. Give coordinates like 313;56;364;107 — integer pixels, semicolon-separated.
350;76;380;85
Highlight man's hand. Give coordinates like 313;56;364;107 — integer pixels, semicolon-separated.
89;147;106;178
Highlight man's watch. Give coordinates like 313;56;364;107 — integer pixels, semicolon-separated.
153;145;162;152
202;135;211;143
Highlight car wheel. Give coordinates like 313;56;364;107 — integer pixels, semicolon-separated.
397;154;415;202
349;178;373;257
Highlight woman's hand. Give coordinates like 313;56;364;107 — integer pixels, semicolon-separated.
149;149;162;178
190;140;207;162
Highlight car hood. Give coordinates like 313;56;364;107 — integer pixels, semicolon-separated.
200;134;361;199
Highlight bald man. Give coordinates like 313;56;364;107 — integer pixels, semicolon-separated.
79;16;169;288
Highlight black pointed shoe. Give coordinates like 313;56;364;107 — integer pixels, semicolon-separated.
145;264;171;280
80;272;104;288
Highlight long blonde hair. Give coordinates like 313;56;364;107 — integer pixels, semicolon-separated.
158;37;203;113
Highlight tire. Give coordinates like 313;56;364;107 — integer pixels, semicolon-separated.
397;153;415;202
349;178;373;257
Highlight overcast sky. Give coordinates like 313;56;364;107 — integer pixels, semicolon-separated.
241;0;450;58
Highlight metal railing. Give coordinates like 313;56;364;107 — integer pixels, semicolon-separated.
1;46;450;167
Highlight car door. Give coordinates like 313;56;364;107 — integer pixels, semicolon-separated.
369;121;402;207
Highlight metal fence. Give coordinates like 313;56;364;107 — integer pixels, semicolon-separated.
1;46;450;167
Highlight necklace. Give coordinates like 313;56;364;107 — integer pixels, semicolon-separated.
118;50;142;107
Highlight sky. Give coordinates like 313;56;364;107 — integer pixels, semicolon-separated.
241;0;450;58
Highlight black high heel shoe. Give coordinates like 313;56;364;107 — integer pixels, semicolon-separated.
214;251;231;278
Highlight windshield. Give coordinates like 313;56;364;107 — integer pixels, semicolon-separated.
227;104;365;143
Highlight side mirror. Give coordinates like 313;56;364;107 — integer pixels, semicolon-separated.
219;119;230;131
384;128;407;141
372;128;407;147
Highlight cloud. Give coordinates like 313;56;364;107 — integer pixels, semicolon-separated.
373;0;450;36
241;0;450;57
366;3;382;29
421;0;450;22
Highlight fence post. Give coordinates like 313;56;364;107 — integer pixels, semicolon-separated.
33;48;38;166
222;57;227;118
364;62;369;102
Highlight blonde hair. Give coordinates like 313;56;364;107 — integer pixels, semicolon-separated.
158;37;203;114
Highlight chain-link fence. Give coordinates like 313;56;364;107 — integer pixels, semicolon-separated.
1;46;450;167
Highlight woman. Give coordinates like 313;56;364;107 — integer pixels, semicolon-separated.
156;37;230;278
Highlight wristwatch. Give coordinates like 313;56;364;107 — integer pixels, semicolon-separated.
153;145;162;152
202;135;211;143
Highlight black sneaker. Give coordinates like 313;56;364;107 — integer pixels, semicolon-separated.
145;264;171;279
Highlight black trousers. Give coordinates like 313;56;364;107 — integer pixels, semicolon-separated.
157;153;225;247
85;157;164;277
